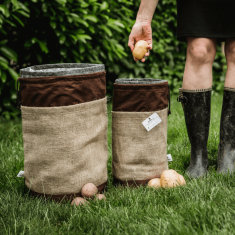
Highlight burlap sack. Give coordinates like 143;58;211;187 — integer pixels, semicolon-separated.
21;97;108;198
112;107;168;186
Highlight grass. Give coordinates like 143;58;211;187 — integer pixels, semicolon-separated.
1;92;235;234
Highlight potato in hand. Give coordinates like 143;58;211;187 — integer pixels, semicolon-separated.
132;40;148;60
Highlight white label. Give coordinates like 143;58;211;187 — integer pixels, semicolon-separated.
167;154;173;162
17;171;24;177
142;113;162;131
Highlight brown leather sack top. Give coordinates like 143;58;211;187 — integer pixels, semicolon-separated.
17;71;106;108
112;81;170;112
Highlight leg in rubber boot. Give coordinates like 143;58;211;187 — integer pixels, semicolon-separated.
178;88;212;178
217;88;235;174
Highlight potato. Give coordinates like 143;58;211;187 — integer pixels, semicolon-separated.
178;174;186;186
94;194;106;201
81;183;98;198
147;178;161;189
132;40;148;60
71;197;89;206
160;170;180;188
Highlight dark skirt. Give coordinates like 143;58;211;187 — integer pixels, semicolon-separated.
176;0;235;42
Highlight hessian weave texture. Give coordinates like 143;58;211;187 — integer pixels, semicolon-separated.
112;107;168;182
21;97;108;195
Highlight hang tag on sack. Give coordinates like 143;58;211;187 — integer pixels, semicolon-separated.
167;154;173;161
142;112;162;131
17;171;24;177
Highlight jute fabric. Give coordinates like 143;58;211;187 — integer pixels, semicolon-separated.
112;107;168;182
21;97;108;195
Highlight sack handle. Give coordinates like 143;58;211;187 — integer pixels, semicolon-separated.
167;85;171;116
17;78;21;110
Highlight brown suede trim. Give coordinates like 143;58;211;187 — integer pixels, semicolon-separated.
28;181;107;202
18;71;106;107
112;82;169;112
113;176;161;187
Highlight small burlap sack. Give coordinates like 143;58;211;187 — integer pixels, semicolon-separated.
112;78;170;186
112;108;168;185
21;97;108;198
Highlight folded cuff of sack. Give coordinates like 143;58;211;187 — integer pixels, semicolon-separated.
29;181;107;202
113;82;169;112
17;71;106;108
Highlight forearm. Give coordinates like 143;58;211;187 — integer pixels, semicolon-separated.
136;0;159;23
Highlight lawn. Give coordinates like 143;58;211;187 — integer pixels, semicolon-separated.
1;92;235;234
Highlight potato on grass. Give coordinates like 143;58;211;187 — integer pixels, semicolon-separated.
81;183;98;199
71;197;89;206
160;170;181;188
147;178;161;189
94;194;106;201
132;40;148;60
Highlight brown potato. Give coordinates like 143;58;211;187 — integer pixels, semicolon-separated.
160;170;180;188
147;178;161;189
94;194;106;201
132;40;148;60
81;183;98;198
178;174;186;186
71;197;89;206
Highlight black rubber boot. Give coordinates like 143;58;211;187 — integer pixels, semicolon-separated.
177;87;212;178
217;87;235;174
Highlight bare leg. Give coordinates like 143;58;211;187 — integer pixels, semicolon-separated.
178;37;216;178
224;39;235;88
183;37;217;89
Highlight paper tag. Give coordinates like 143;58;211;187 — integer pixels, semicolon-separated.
167;154;173;162
142;113;162;131
17;171;24;177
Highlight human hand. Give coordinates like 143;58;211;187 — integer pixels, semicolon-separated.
128;22;152;62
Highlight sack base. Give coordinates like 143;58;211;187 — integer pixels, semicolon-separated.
28;181;107;202
113;176;160;187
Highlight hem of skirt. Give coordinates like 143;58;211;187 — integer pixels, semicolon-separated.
28;181;107;202
177;34;235;42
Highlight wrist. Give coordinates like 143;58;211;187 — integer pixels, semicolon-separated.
135;18;151;25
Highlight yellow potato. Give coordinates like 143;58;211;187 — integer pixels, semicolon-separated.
71;197;89;206
160;170;180;188
147;178;161;189
132;40;148;60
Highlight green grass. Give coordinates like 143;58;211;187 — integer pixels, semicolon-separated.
2;93;235;235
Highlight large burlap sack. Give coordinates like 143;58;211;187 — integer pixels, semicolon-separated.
21;97;108;200
112;107;169;186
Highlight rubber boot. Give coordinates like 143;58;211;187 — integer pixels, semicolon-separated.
177;87;212;178
217;87;235;174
